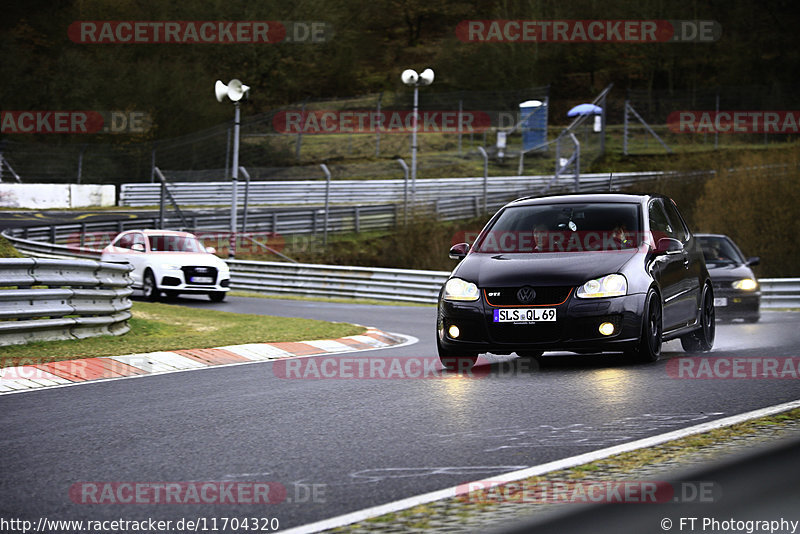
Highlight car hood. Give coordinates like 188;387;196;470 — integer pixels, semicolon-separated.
705;263;754;281
452;250;639;287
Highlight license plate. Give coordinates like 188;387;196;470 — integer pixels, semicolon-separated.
493;308;557;323
713;297;728;307
190;276;214;284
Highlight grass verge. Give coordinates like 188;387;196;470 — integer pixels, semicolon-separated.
0;301;364;365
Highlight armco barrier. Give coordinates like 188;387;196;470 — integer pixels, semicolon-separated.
227;260;449;304
759;278;800;309
119;171;680;207
0;258;133;346
3;232;797;308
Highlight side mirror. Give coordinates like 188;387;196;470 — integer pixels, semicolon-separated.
205;246;217;255
655;237;683;255
449;242;470;260
131;243;145;252
746;256;760;266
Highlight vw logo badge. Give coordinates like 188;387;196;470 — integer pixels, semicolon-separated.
516;286;536;304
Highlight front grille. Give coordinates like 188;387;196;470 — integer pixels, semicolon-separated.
484;286;573;306
712;281;732;289
488;323;563;344
181;266;218;285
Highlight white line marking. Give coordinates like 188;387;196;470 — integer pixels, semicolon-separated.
279;398;800;534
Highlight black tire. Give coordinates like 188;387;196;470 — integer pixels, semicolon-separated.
142;270;160;301
626;289;662;363
209;291;226;302
680;284;716;353
164;290;179;300
743;315;760;324
437;337;478;372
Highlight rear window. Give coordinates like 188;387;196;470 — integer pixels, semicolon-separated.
475;202;642;253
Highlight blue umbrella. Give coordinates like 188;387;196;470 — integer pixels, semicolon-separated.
567;103;603;117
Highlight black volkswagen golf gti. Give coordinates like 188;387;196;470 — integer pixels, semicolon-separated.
437;193;715;369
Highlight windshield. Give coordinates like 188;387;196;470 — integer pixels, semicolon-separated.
697;236;745;265
475;202;642;253
147;234;206;253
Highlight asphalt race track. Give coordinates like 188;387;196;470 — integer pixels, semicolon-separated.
2;295;799;532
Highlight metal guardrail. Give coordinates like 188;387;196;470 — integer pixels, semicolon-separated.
3;232;798;308
228;260;449;304
759;278;800;309
119;171;676;207
0;258;134;346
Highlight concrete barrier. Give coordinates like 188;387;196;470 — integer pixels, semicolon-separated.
0;184;115;209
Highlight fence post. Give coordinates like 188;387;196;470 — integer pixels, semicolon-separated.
375;92;383;157
397;158;409;226
296;100;306;160
320;163;331;245
354;206;361;233
477;146;488;215
623;100;629;156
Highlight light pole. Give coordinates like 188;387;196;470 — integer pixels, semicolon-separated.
401;68;434;212
215;78;250;258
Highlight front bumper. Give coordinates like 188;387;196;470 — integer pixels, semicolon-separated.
438;291;646;354
158;271;230;293
713;289;760;320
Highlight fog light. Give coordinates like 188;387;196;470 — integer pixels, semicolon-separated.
448;325;461;339
598;322;615;336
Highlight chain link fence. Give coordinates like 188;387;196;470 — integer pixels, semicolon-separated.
2;85;797;186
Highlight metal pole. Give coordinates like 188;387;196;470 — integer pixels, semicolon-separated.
239;166;250;234
150;143;156;183
225;127;232;176
411;86;418;214
375;93;382;157
230;102;240;258
570;132;580;192
457;99;463;156
296;100;306;160
477;146;488;215
77;144;86;184
714;92;720;150
623;100;629;156
320;164;331;246
397;158;409;226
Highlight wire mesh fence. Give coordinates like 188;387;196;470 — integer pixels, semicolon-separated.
2;84;797;186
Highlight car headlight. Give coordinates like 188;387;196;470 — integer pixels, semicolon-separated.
576;274;627;298
732;278;758;291
160;264;182;271
443;278;480;302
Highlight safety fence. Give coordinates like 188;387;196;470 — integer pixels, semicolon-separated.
0;258;133;346
118;171;674;207
227;260;448;304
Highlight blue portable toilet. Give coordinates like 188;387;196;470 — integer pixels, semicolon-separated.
519;99;548;152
